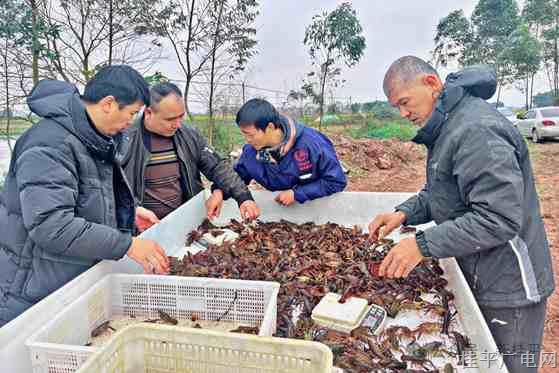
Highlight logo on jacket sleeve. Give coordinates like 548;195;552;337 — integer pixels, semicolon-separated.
294;149;312;172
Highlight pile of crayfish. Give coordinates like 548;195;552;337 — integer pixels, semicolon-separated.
169;219;472;372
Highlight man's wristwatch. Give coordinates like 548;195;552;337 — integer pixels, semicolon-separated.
415;230;431;258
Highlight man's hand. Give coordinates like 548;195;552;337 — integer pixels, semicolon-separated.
127;237;170;274
239;200;260;221
368;211;407;241
205;189;224;220
135;206;160;232
275;190;296;206
379;236;424;278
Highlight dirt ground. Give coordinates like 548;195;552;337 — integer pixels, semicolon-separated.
530;140;559;373
334;135;559;371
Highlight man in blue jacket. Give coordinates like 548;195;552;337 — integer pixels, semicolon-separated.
234;98;346;206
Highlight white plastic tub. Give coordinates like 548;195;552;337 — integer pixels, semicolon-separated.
26;274;279;373
75;324;333;373
1;191;508;373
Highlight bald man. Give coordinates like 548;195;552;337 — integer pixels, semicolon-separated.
367;56;554;373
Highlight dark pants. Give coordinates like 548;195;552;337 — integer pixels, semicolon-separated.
480;300;547;373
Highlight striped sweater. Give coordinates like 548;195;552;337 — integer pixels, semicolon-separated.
143;133;184;219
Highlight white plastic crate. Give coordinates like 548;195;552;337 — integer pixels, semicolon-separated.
26;274;279;373
75;324;333;373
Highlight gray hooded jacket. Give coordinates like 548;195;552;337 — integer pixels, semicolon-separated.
397;66;555;308
0;80;134;325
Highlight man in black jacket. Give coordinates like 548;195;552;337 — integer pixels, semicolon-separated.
0;66;170;326
122;82;259;230
368;56;555;373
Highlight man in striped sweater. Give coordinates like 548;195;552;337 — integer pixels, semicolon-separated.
122;83;259;231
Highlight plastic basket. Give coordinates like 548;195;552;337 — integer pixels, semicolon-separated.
75;324;333;373
26;274;279;373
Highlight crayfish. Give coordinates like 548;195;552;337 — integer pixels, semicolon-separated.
170;219;470;372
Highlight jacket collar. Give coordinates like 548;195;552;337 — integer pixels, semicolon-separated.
70;97;119;163
256;115;304;164
412;85;465;148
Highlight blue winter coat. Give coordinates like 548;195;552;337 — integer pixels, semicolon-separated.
234;123;346;203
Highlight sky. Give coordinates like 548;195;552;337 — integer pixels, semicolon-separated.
158;0;533;111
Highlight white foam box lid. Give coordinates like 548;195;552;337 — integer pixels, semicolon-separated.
311;292;370;333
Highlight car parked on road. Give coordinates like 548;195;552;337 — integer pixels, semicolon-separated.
515;106;559;143
497;107;517;124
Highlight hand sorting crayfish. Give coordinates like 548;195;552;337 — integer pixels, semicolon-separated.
169;219;473;372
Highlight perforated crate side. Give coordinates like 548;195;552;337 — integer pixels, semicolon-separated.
28;275;280;373
76;324;333;373
30;345;91;373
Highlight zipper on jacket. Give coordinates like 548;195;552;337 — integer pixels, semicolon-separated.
178;157;194;197
472;252;482;291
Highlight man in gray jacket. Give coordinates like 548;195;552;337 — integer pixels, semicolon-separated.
368;56;555;373
122;82;259;231
0;66;169;326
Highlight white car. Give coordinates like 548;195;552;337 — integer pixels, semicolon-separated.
497;107;517;124
515;106;559;143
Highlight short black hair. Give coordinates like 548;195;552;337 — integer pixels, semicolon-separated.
82;65;150;107
236;98;281;131
383;56;439;96
150;82;183;110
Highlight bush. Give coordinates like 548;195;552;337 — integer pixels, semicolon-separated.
514;108;527;119
361;101;399;120
372;106;399;120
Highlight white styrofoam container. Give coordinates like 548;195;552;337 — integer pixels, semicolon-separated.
3;191;508;373
26;274;279;373
311;293;370;333
312;293;388;335
75;323;333;373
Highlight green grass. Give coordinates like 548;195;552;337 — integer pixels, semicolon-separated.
345;119;417;141
189;115;417;155
0;119;33;138
0;114;416;154
190;119;245;155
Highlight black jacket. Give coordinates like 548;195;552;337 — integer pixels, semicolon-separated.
0;80;135;325
122;115;253;209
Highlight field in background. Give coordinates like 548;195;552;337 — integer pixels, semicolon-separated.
1;114;417;155
0;118;33;138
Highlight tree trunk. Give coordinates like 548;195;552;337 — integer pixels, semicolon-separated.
526;77;529;110
496;82;502;107
530;72;536;109
30;0;39;86
184;78;193;121
208;0;225;147
108;0;113;65
184;0;196;122
83;57;91;81
318;63;328;132
2;38;12;152
555;16;559;96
